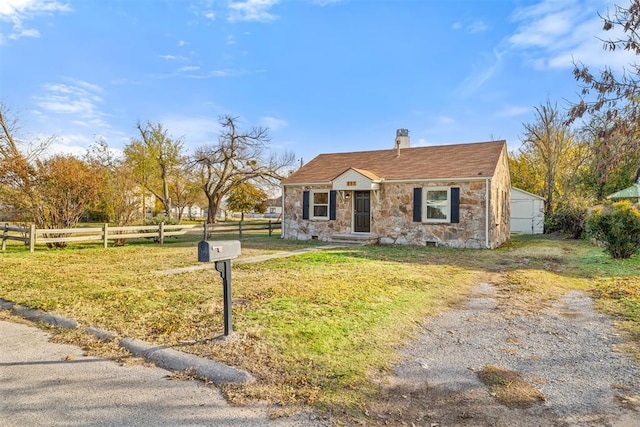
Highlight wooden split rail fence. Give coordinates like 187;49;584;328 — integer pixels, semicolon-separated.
1;221;281;252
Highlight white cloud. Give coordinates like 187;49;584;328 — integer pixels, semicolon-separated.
227;0;279;23
507;0;635;71
496;106;531;117
437;116;455;125
161;116;222;147
312;0;345;5
0;0;71;43
455;49;504;96
179;65;201;72
468;20;489;34
204;10;215;20
451;19;488;33
260;116;287;130
33;79;110;128
40;132;90;158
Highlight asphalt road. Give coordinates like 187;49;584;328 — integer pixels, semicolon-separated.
0;320;314;426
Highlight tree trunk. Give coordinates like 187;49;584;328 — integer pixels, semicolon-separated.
161;164;171;218
207;194;218;224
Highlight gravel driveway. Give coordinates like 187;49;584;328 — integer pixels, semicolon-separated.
377;282;640;426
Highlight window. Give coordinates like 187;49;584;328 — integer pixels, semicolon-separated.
302;190;336;220
424;187;450;222
311;191;329;219
413;186;459;223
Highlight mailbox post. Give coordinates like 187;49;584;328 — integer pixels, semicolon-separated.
197;240;241;336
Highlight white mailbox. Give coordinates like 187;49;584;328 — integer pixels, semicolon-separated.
198;240;241;262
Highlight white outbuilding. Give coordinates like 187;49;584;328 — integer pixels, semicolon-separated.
510;187;545;234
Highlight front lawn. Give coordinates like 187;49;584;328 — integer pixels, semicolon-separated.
0;234;638;416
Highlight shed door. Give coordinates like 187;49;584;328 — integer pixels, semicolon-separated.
354;191;370;233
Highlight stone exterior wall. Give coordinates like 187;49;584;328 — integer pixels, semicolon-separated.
282;146;511;249
375;181;489;248
487;144;511;248
282;185;352;242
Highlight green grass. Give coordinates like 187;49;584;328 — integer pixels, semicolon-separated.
1;233;639;416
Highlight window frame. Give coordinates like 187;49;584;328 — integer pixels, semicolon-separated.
310;190;330;220
423;187;451;223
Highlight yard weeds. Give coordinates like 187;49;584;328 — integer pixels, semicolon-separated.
477;365;546;408
1;234;639;420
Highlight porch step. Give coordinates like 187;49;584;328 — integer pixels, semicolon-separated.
329;233;378;246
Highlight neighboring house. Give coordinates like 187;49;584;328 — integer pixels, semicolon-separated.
280;130;511;249
510;187;545;234
607;168;640;206
265;196;283;218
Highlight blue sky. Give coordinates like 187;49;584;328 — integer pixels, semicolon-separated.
0;0;635;165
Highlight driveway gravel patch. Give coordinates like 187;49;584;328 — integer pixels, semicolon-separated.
384;283;640;426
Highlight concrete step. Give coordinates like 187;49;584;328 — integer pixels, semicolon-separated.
329;233;378;245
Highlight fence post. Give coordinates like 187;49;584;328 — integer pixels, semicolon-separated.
1;223;7;251
239;221;243;239
159;222;165;245
268;220;272;237
103;223;108;249
29;224;35;253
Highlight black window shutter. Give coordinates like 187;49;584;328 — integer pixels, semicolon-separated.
302;191;309;220
329;190;337;220
413;187;422;222
451;187;460;223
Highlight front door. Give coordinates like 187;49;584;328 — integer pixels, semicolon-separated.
354;191;370;233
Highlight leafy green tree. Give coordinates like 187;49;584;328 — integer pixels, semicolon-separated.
170;164;205;221
576;112;640;201
515;99;587;217
124;121;185;219
226;182;267;221
586;201;640;259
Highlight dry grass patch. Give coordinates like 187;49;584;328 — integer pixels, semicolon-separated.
2;234;639;420
477;365;546;408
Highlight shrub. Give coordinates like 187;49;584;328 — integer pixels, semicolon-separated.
585;201;640;259
145;214;181;226
545;196;592;238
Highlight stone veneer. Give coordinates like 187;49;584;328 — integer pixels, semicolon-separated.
282;147;511;249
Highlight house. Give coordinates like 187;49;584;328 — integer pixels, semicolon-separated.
280;130;511;249
510;187;545;234
607;168;640;206
265;196;283;218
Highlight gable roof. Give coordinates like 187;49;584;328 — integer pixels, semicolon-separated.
282;140;506;185
512;187;546;201
607;184;640;199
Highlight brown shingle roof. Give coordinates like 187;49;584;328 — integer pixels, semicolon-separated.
281;140;506;184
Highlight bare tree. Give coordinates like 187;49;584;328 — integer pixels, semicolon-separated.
193;115;295;224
